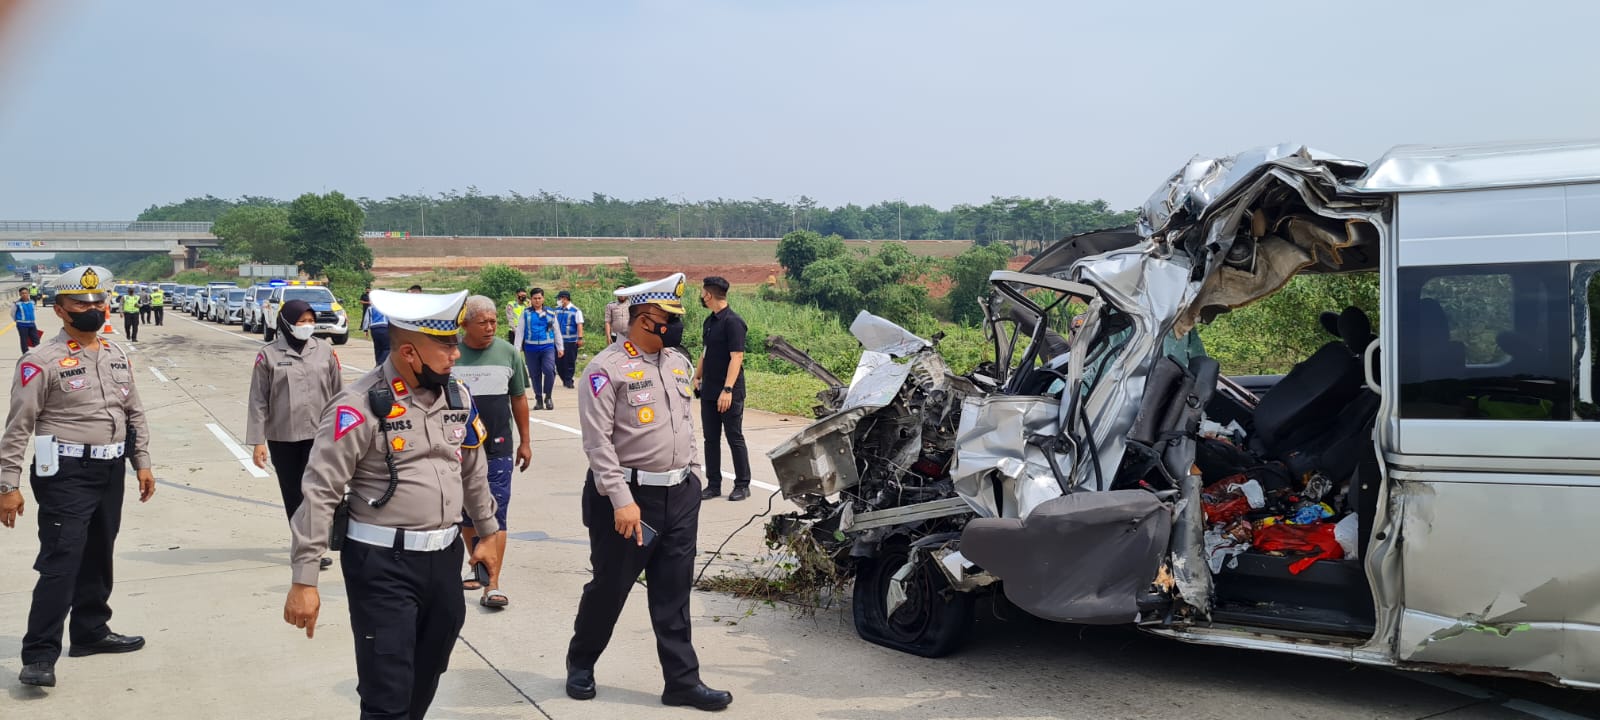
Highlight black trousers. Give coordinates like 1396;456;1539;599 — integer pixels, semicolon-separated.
17;323;38;354
568;472;702;691
267;439;315;522
342;534;466;720
139;307;151;323
122;313;139;341
153;307;164;326
23;456;127;665
371;326;390;365
700;392;751;492
557;341;579;386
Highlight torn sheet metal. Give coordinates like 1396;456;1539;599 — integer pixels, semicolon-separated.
1138;143;1365;241
950;396;1071;519
849;310;931;357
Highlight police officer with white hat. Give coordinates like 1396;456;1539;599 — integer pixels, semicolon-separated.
566;272;732;711
283;288;501;719
0;265;156;688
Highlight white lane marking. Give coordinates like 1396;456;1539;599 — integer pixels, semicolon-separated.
149;366;170;383
531;417;581;435
342;364;367;373
206;422;269;478
179;314;262;346
530;417;780;492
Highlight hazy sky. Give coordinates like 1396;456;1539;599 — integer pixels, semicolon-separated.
3;0;1599;220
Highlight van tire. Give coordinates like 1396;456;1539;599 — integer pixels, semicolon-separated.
851;542;974;658
332;335;348;346
263;327;275;343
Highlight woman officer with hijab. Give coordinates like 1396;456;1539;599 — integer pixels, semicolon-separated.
245;299;345;569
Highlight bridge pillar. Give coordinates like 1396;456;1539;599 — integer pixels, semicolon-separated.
170;247;190;274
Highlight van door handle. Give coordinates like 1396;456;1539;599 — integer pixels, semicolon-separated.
1363;339;1381;393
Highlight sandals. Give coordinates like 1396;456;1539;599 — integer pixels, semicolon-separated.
462;576;482;591
480;590;509;609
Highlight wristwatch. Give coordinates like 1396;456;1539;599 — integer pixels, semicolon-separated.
722;386;734;394
0;482;17;495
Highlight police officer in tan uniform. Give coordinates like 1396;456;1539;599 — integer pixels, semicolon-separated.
566;273;732;711
282;288;500;720
246;298;343;570
603;283;629;343
0;265;156;689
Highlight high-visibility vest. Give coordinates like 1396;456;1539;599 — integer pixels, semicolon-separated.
151;290;164;307
122;294;140;314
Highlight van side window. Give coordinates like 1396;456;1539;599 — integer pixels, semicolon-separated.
1577;266;1600;419
1397;262;1571;420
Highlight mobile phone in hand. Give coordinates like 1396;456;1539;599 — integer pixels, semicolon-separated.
472;562;490;587
638;521;658;547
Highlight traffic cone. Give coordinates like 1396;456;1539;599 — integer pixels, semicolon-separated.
101;319;115;335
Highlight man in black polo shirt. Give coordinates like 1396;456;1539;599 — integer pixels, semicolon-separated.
692;276;752;501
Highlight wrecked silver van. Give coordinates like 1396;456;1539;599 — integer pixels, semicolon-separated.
766;141;1600;688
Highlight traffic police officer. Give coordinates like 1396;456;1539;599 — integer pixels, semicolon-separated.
1;265;156;688
120;289;140;341
566;273;732;711
247;299;344;570
603;283;629;343
150;286;165;326
283;289;501;720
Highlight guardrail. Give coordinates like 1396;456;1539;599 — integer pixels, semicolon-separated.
0;221;214;232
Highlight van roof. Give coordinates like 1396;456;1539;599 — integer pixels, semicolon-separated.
1354;139;1600;193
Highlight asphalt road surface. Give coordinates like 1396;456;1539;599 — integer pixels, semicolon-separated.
0;297;1596;719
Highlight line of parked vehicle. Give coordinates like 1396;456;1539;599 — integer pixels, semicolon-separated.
167;280;351;344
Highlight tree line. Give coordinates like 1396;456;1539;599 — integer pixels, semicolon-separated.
139;191;1137;255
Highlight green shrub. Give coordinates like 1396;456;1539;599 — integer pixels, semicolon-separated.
469;264;530;305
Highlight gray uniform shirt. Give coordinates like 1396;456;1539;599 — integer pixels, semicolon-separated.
245;336;343;445
288;362;498;586
1;331;152;486
578;339;701;510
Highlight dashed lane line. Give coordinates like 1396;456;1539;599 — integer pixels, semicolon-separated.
530;417;781;492
206;422;269;478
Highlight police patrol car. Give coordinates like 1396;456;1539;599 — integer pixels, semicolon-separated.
262;280;349;345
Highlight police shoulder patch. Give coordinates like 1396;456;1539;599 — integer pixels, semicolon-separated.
19;362;41;387
589;372;610;397
255;351;265;367
333;405;365;440
461;403;486;449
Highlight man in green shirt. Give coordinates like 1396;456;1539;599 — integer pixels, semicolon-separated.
451;295;533;608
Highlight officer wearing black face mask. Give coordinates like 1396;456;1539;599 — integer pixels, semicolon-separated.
283;289;501;720
566;272;732;711
1;265;156;689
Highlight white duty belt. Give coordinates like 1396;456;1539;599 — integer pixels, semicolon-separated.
629;467;690;487
346;520;460;552
56;442;125;460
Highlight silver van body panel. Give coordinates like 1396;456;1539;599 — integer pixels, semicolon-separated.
1356;139;1600;193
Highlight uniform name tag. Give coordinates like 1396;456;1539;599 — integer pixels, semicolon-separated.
277;361;292;367
382;419;414;432
443;412;469;424
60;367;87;378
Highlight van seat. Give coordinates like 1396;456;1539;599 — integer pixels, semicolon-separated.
1247;307;1370;459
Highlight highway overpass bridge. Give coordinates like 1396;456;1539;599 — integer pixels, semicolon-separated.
0;221;220;273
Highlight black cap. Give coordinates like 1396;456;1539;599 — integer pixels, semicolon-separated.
703;276;730;292
557;290;571;298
